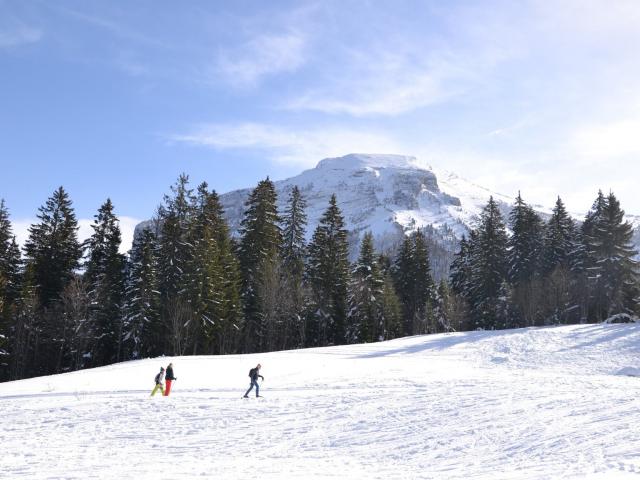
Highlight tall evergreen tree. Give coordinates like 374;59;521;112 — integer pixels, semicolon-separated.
393;230;435;335
20;187;82;376
238;178;281;352
122;228;161;359
306;194;350;346
157;174;196;355
23;187;82;309
540;196;580;325
84;199;126;366
469;197;509;329
507;193;544;327
279;186;308;349
187;183;242;354
348;232;384;343
586;192;638;319
379;270;402;340
507;193;544;286
542;197;577;274
393;234;414;335
0;200;22;379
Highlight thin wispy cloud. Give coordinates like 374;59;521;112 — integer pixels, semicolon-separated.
0;25;42;48
171;122;404;168
215;31;307;88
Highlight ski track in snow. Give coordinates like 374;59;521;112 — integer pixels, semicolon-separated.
1;324;640;479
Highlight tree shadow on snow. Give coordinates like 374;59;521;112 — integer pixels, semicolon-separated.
353;329;528;358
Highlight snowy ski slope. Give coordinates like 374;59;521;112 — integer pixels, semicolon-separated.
1;323;639;479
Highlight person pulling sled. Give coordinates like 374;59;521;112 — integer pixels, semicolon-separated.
243;363;264;398
164;362;177;396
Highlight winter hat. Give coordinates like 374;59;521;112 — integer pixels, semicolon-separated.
160;367;165;371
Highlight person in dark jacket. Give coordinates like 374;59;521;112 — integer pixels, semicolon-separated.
150;366;165;396
243;363;264;398
164;363;177;396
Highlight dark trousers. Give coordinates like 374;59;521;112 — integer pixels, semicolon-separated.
244;379;259;397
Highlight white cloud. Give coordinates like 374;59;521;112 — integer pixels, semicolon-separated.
0;25;41;48
568;119;640;160
171;122;404;168
215;31;307;88
12;216;140;255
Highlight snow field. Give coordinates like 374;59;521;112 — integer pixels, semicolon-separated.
1;323;639;479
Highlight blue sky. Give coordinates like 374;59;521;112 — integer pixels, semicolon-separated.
2;0;640;248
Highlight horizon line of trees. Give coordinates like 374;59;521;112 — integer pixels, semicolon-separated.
0;176;637;382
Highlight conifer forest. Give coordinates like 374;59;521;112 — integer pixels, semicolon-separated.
0;175;637;381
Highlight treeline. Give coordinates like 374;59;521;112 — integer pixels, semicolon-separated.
0;175;438;381
450;192;639;329
0;177;637;382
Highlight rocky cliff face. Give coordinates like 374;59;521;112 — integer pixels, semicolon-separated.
218;153;501;246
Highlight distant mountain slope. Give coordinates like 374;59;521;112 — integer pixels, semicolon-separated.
136;153;640;276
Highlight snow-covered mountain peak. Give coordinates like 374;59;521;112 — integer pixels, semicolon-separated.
315;153;424;172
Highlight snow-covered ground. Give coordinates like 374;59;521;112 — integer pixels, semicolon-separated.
1;323;639;479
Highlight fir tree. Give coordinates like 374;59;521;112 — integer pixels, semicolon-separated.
542;196;577;274
507;193;544;327
507;193;544;286
586;192;639;319
348;232;384;343
83;199;126;366
157;174;196;355
469;197;509;329
450;235;472;299
393;230;435;335
433;280;454;333
187;183;242;354
238;178;281;352
306;194;350;346
23;187;82;308
279;186;308;349
122;228;161;359
379;271;402;340
0;200;22;379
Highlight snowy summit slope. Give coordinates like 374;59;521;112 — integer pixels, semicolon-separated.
1;323;639;479
218;153;492;245
136;153;640;257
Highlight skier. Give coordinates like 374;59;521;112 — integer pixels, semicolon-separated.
164;362;177;396
243;363;264;398
150;366;165;397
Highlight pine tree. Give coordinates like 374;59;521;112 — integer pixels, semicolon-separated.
279;186;308;349
432;280;454;333
468;197;509;329
238;178;281;352
393;230;435;335
23;187;82;309
379;271;402;340
157;174;196;355
542;197;577;274
186;183;242;355
21;187;82;376
450;235;472;299
0;200;22;379
585;192;639;319
83;199;126;366
348;232;384;343
306;194;350;346
507;193;544;327
540;196;580;325
507;193;544;286
122;228;161;359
